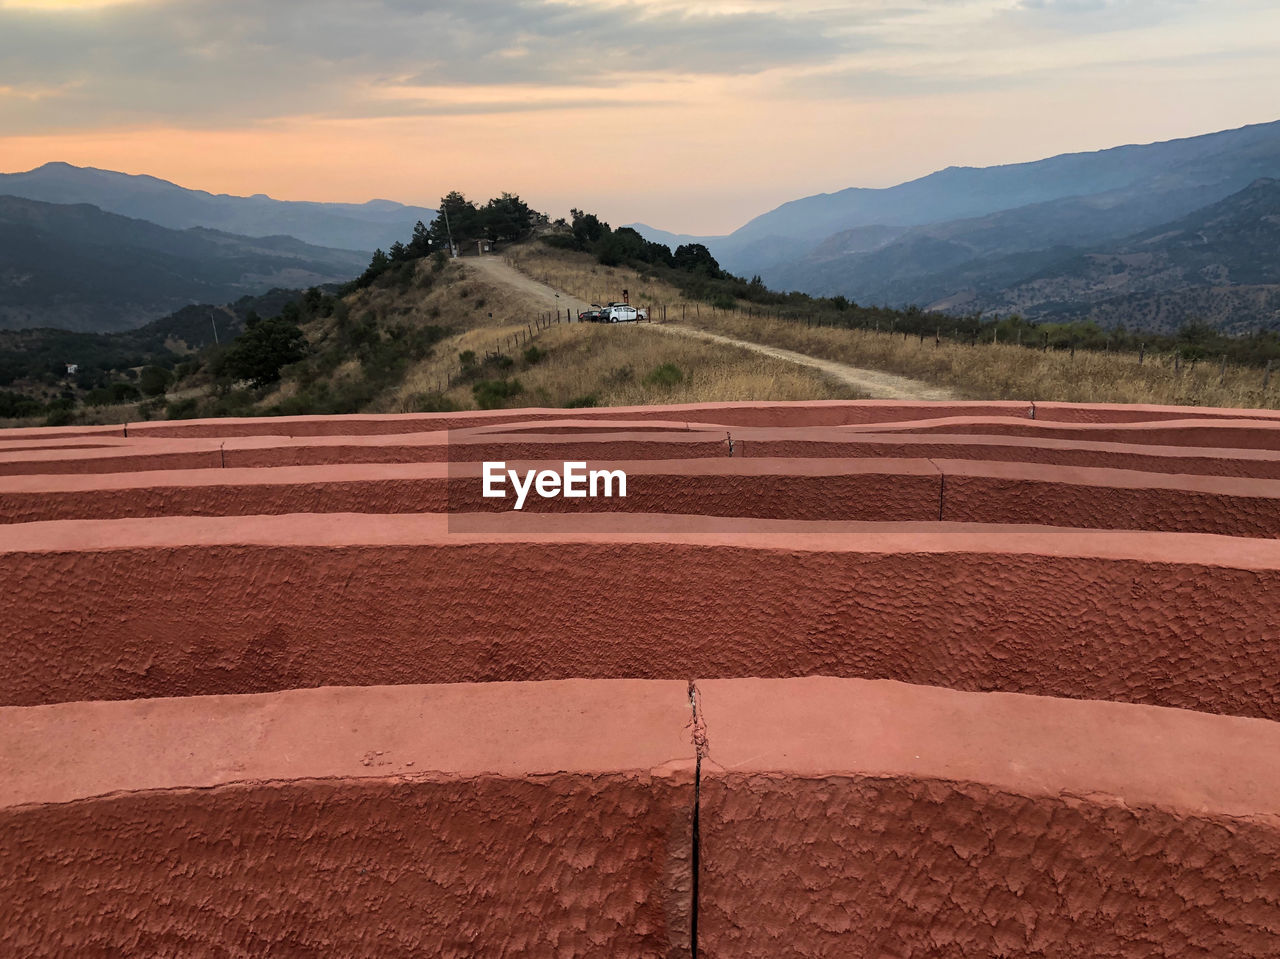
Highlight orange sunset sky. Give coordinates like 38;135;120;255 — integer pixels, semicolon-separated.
2;0;1279;234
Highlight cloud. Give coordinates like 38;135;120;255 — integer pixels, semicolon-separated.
0;0;858;132
1010;0;1204;31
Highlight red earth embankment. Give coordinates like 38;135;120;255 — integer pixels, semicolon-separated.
6;399;1280;956
0;680;695;957
3;513;1280;718
6;675;1279;958
697;677;1280;958
0;459;942;524
7;458;1280;538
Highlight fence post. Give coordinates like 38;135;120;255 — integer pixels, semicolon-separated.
1139;344;1145;365
1219;355;1227;386
1265;360;1273;390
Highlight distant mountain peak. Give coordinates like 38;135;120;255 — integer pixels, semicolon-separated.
0;163;436;253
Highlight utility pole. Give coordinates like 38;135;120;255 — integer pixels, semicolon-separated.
442;204;456;257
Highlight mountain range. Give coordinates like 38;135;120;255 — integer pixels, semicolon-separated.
5;120;1280;335
0;196;366;332
633;119;1280;331
0;163;435;253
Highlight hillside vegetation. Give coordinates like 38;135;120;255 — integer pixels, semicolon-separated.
514;244;1280;410
7;184;1280;429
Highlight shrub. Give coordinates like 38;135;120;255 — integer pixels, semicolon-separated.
0;390;43;418
165;397;199;420
136;397;166;420
409;392;461;413
110;382;141;403
85;388;115;408
139;365;172;397
523;345;547;365
565;393;599;408
644;363;684;388
472;378;524;410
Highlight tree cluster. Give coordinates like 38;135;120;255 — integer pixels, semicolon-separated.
350;191;543;292
212;311;307;388
547;209;726;278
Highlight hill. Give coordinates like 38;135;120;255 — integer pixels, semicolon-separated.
0;162;436;253
949;178;1280;332
0;196;367;332
635;119;1280;328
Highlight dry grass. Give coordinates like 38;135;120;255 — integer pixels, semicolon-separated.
384;250;863;411
394;320;862;411
507;246;696;318
337;258;530;336
694;313;1280;409
514;244;1280;410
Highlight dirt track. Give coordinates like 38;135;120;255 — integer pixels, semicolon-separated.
464;256;957;400
465;255;592;316
649;324;957;400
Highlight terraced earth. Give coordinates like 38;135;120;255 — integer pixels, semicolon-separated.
3;399;1280;957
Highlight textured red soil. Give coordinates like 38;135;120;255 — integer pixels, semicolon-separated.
6;399;1280;956
938;459;1280;536
741;430;1280;476
0;680;695;957
6;676;1280;957
3;513;1280;717
698;677;1280;958
6;458;1280;538
837;414;1280;450
0;459;942;524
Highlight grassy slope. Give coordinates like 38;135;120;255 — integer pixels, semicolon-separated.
514;244;1280;409
244;251;863;416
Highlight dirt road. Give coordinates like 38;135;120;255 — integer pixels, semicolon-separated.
465;256;592;317
648;324;957;401
464;255;957;401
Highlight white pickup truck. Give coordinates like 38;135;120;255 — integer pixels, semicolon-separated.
601;304;648;323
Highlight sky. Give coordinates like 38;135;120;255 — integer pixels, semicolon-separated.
1;0;1278;234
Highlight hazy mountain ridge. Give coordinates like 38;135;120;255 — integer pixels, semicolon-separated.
0;195;367;332
956;177;1280;332
634;119;1280;330
0;163;436;253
